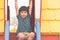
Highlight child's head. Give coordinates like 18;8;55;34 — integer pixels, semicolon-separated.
19;6;29;18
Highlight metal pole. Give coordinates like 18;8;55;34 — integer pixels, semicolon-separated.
36;20;40;40
5;21;10;40
35;0;40;39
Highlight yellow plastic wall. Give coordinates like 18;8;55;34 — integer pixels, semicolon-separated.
0;0;4;32
41;0;60;33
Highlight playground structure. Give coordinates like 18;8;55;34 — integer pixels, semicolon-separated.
41;0;60;40
0;0;4;35
41;0;60;35
0;0;4;40
1;0;60;40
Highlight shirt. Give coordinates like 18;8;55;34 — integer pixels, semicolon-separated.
16;14;32;35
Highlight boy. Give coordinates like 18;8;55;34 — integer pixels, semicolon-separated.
15;0;35;40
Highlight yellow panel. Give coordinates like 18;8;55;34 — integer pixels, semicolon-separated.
41;21;50;32
47;0;59;8
0;9;4;19
41;10;55;20
41;0;60;33
0;0;4;32
0;20;4;32
58;0;60;7
42;0;48;9
0;0;4;8
55;10;60;20
50;21;60;32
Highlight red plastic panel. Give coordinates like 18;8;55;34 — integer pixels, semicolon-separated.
0;36;4;40
9;33;17;40
41;35;59;40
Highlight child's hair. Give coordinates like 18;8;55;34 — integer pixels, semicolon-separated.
19;6;29;14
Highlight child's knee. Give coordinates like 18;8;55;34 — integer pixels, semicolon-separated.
17;33;25;38
27;32;35;40
30;32;35;37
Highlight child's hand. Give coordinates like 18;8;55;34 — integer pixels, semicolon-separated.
15;0;17;1
15;0;17;4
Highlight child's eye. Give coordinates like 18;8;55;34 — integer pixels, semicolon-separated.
24;12;26;13
21;12;23;13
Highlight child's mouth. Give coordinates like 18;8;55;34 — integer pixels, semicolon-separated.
21;15;26;18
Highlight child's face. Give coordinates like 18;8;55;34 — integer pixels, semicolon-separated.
20;11;28;18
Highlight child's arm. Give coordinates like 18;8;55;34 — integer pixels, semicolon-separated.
29;0;33;15
15;0;18;16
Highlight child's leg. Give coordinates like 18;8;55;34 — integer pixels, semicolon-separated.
27;32;35;40
17;32;25;40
